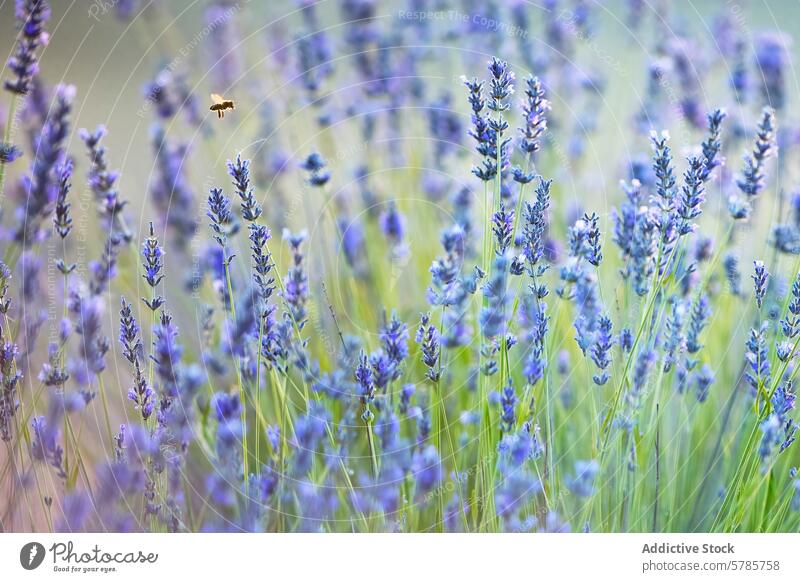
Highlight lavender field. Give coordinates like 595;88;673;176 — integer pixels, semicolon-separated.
0;0;799;534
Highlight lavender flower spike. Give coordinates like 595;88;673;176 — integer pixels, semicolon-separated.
300;152;331;187
15;84;75;245
0;329;23;442
677;156;705;235
591;314;613;385
500;378;516;433
417;313;441;382
731;108;776;219
752;260;769;309
141;222;165;311
519;75;549;156
227;154;262;222
698;109;726;183
4;0;51;95
207;187;236;248
53;158;73;239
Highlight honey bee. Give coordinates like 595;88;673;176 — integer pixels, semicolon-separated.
210;93;235;118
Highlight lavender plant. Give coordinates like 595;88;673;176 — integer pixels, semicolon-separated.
0;1;799;536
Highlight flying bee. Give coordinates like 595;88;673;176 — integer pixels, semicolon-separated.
210;93;235;118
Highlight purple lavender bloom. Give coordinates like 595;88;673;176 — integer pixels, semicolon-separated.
772;383;796;419
150;125;198;249
295;0;333;95
299;152;331;187
152;310;183;399
518;75;549;156
141;222;165;311
89;233;122;296
667;38;704;129
79;125;131;242
487;58;515;115
412;444;442;499
500;378;516;433
31;414;65;479
39;342;68;388
417;313;441;382
355;351;375;420
494;433;543;531
480;254;510;340
731;108;777;218
781;273;800;338
758;413;794;468
686;294;711;355
486;58;514;174
249;224;275;308
260;313;292;374
772;224;800;255
119;297;154;421
730;38;749;100
618;349;656;430
651;132;676;201
636;59;669;132
650;131;679;258
380;310;408;373
205;2;242;90
428;225;466;308
0;333;23;442
698;109;727;183
68;288;109;383
227;154;262;222
142;70;178;120
53;158;73;239
619;328;633;353
694;365;715;403
338;216;367;276
207;187;236;247
4;0;50;95
399;383;415;415
0;143;23;164
211;392;242;454
370;350;393;392
523;301;548;385
677;156;705;235
752;260;769;309
283;229;309;329
55;491;92;532
612;180;640;257
724;253;742;296
754;33;790;110
464;77;495;182
128;360;155;422
119;297;143;365
583;212;603;266
522;178;551;267
427;93;464;165
15;84;74;245
590;314;613;385
492;204;514;255
663;296;685;373
745;323;770;392
613;181;659;295
379;202;406;247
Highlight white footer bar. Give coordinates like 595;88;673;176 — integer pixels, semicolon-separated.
2;533;799;581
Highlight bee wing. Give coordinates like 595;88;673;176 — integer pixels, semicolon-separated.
211;93;225;105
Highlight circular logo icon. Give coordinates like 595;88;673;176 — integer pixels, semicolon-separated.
20;542;46;570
